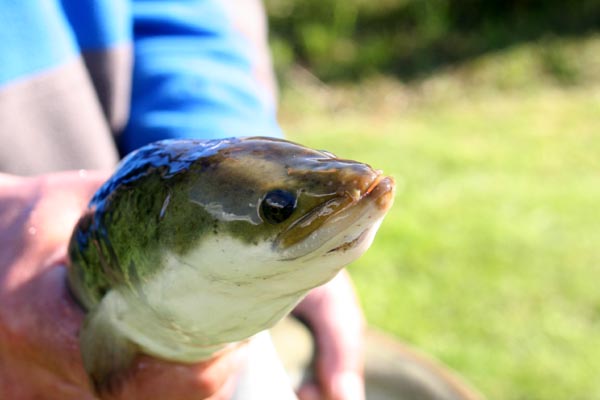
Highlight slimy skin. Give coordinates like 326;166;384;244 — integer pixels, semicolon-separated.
67;137;394;393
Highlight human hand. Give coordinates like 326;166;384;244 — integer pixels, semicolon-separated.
0;171;247;400
293;270;366;400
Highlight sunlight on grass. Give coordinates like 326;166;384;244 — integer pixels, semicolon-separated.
281;73;600;399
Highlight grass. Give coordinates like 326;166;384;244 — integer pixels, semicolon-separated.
278;36;600;400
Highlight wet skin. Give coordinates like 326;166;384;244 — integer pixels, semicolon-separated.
67;137;395;394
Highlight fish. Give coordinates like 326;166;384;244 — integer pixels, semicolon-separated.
67;136;395;394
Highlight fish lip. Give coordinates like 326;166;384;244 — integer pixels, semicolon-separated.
321;176;395;254
342;171;395;205
319;173;396;223
324;172;394;216
364;175;395;211
362;171;385;196
275;174;395;260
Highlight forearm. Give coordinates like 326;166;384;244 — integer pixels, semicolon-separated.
121;0;281;154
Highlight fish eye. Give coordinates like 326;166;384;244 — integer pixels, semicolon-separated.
260;189;297;224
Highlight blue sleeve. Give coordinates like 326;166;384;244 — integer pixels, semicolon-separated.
119;0;282;155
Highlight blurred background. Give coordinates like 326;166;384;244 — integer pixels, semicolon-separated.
265;1;600;399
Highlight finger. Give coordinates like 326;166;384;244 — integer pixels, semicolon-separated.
4;170;112;288
313;329;364;400
297;382;321;400
36;170;111;246
0;264;91;394
202;370;240;400
328;372;364;400
295;271;366;400
115;343;249;400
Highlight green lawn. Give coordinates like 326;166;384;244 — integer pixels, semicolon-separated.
279;46;600;399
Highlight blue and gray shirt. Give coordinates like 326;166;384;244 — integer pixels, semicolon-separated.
0;0;280;174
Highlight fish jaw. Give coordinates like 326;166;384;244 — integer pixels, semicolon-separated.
276;175;395;264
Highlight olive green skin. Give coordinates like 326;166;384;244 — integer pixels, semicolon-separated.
67;137;394;394
68;137;379;311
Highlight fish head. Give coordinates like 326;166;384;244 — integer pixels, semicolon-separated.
181;137;395;286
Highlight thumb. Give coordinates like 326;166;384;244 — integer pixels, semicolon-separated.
35;170;110;245
313;328;365;400
295;271;366;400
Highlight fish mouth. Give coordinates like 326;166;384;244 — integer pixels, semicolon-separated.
326;228;371;254
276;174;395;260
322;175;394;254
361;174;395;209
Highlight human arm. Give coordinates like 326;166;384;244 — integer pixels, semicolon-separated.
120;0;281;154
0;171;248;400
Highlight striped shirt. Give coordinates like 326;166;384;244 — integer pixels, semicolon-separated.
0;0;280;174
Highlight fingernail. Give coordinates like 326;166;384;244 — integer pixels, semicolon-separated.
333;372;364;400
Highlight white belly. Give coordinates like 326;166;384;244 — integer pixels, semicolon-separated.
108;236;315;362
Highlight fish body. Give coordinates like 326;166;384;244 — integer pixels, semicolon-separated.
67;137;394;392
